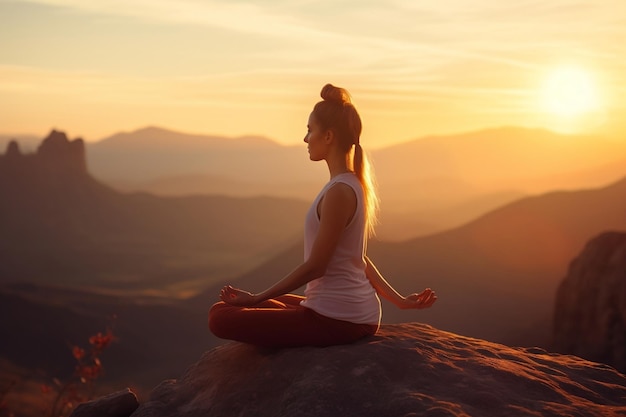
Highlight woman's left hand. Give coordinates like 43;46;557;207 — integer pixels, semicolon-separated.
399;288;437;310
220;285;260;306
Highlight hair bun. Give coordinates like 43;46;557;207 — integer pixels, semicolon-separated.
320;83;352;104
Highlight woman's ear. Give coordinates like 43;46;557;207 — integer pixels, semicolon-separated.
324;129;334;144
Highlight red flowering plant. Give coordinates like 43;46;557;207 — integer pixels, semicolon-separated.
41;327;116;417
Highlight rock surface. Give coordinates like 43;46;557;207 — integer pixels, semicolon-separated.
69;388;139;417
553;231;626;373
124;323;625;417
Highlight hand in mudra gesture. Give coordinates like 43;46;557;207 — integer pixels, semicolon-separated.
398;288;437;310
220;285;260;307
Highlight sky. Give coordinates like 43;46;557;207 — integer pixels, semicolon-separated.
1;0;625;148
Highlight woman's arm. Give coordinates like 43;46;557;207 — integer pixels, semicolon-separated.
219;260;320;306
364;256;437;310
221;183;357;306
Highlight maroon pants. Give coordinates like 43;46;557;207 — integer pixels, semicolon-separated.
208;294;378;348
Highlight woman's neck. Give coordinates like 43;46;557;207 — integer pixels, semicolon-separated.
326;152;352;179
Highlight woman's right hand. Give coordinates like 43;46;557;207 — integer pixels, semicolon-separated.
398;288;437;310
220;285;260;307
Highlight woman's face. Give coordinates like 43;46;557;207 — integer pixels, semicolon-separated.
303;112;328;161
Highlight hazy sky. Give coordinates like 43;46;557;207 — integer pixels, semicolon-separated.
1;0;625;147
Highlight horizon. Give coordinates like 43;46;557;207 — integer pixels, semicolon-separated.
2;1;626;148
2;123;625;153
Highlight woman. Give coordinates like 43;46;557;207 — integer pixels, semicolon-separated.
208;84;436;348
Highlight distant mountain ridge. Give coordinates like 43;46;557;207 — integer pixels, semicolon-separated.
7;126;624;192
83;125;625;187
88;126;626;240
6;126;624;240
86;126;325;189
98;126;277;148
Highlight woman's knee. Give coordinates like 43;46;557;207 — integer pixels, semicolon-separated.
208;301;230;338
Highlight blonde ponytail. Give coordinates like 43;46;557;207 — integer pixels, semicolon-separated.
354;143;379;237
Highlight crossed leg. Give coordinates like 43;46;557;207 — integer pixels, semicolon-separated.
208;294;377;348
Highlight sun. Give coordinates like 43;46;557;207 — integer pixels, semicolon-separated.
541;66;600;117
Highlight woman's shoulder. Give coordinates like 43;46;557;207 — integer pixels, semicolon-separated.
330;173;362;192
326;173;363;203
326;180;356;199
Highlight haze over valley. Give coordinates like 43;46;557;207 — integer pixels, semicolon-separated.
1;126;624;413
2;126;615;242
83;126;626;240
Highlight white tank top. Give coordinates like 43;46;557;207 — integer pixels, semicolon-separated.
300;172;381;325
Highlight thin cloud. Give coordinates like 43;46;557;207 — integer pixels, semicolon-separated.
15;0;336;40
13;0;542;72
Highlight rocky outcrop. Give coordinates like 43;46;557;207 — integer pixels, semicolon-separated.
70;389;139;417
36;129;87;175
553;231;626;373
79;323;626;417
0;129;87;181
5;140;21;158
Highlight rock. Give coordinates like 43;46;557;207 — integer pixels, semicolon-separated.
37;129;87;175
5;140;21;158
553;231;626;373
70;388;139;417
0;129;88;181
1;141;22;172
129;323;625;417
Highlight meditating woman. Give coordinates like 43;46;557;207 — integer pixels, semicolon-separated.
208;83;436;348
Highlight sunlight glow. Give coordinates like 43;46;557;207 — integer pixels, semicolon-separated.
541;67;601;117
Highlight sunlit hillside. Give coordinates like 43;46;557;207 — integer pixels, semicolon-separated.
202;176;626;347
74;126;626;240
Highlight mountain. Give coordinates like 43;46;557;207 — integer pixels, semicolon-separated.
204;176;626;347
86;126;327;199
87;126;277;184
365;176;625;344
83;126;626;239
373;127;626;236
373;126;626;191
89;126;625;194
0;130;308;294
376;188;527;241
88;126;626;189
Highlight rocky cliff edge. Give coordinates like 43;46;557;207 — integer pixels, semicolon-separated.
553;231;626;373
75;323;626;417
